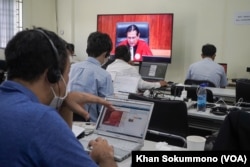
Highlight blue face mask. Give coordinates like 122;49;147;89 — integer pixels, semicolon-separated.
49;75;68;110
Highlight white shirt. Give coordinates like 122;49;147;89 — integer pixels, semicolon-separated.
106;59;161;90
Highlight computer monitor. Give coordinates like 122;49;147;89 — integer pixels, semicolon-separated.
139;61;168;81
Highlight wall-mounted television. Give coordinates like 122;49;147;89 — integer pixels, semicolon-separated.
97;13;174;63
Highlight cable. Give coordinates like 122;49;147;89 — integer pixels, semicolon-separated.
235;98;244;107
214;98;227;106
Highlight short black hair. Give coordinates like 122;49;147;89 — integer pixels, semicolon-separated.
5;27;67;81
115;45;130;62
86;31;113;58
126;24;140;36
202;44;216;57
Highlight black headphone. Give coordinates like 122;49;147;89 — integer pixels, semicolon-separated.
210;106;228;116
35;29;61;83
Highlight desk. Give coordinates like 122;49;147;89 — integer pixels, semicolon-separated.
175;84;236;104
73;122;186;167
118;140;186;167
188;107;226;132
207;87;236;104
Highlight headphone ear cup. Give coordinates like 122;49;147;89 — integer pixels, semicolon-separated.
47;68;61;83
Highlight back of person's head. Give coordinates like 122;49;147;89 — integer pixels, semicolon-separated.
66;43;75;54
202;44;216;57
115;45;130;62
5;27;67;83
126;24;140;36
86;31;113;58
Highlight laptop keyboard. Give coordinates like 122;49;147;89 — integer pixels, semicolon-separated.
79;134;139;161
81;133;139;150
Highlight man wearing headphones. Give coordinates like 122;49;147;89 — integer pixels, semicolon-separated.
106;45;167;90
0;28;117;167
68;32;114;122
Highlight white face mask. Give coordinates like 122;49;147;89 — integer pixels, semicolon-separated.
49;75;68;110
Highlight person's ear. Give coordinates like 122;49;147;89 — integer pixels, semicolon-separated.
212;55;216;60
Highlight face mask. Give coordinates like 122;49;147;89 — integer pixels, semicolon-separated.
49;75;68;110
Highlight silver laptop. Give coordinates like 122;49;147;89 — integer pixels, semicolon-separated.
79;97;154;162
139;61;168;82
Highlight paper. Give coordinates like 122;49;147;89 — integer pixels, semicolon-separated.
72;125;85;137
113;75;139;94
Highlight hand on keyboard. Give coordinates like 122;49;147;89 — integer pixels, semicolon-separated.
88;137;117;166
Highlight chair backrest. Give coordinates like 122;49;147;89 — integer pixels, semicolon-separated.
128;93;189;147
184;79;216;88
116;22;149;46
236;79;250;106
170;85;214;103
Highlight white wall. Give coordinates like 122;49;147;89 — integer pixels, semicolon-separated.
56;0;250;83
0;0;57;59
1;0;250;83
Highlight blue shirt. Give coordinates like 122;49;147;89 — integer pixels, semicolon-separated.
186;58;228;88
0;81;98;167
68;57;114;122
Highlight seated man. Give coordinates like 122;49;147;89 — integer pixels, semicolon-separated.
106;45;167;90
0;27;117;167
68;32;114;122
185;44;228;88
118;24;153;62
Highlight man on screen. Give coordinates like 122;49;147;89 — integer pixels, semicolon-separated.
118;24;153;62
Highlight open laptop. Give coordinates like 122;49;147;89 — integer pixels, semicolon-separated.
79;97;154;162
218;63;227;75
139;61;168;82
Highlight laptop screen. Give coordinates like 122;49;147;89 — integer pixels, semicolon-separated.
96;98;154;139
139;61;168;81
219;63;227;74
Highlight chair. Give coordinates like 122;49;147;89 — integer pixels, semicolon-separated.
184;79;216;88
170;85;214;103
128;93;189;147
213;110;250;150
115;22;149;46
236;79;250;107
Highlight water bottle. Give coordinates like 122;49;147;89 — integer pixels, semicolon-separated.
197;83;207;112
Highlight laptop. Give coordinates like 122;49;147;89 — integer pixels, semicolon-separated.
218;63;227;74
139;61;168;82
79;97;154;162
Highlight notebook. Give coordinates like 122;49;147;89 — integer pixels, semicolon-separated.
79;97;154;162
139;61;168;82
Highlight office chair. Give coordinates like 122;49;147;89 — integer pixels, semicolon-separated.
213;110;250;150
170;85;214;103
128;93;189;147
115;22;149;46
236;79;250;107
184;79;216;88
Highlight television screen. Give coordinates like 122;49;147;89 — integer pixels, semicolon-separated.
97;13;174;63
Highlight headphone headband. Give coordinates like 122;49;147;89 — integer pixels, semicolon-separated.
34;29;61;83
